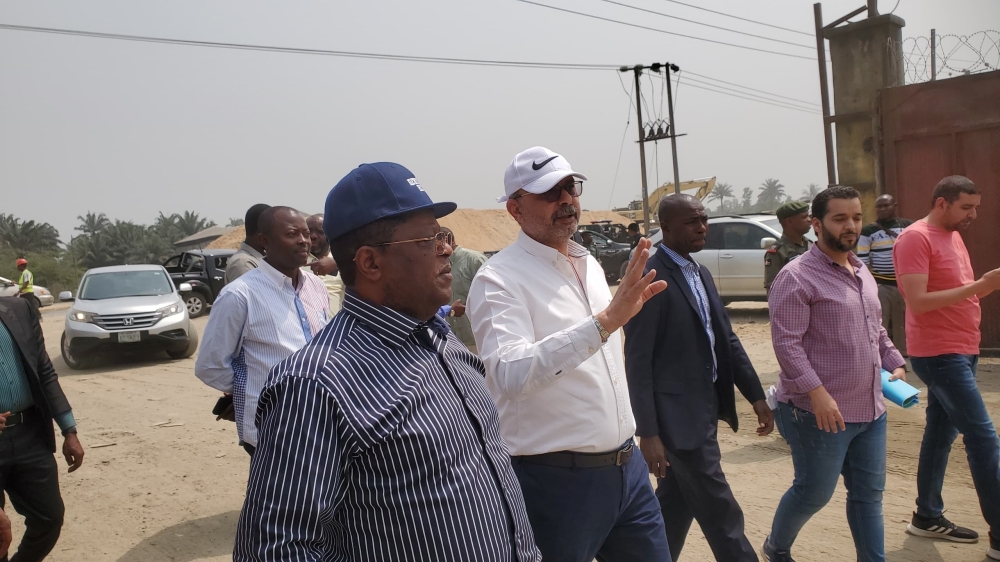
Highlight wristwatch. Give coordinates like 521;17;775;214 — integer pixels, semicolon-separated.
448;308;456;317
593;316;611;344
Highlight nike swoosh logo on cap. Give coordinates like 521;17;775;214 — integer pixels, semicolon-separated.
531;156;558;170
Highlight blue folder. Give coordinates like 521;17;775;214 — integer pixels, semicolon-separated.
882;370;920;408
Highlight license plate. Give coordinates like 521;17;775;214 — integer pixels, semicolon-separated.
118;331;141;343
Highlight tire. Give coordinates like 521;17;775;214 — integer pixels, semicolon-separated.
619;260;629;281
184;291;208;318
61;332;89;370
167;325;199;360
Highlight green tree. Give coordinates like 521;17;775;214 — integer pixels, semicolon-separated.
0;214;61;254
174;211;216;238
740;188;754;213
706;182;735;212
227;217;245;227
75;212;111;236
801;183;823;201
755;178;787;212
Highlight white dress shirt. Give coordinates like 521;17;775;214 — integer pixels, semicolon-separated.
467;231;636;456
195;259;330;446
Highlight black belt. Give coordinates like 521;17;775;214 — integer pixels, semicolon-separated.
3;411;27;428
515;439;635;468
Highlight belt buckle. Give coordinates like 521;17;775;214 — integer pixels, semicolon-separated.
615;441;632;466
5;413;19;428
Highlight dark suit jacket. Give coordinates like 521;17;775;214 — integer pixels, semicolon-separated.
624;250;766;451
0;297;72;452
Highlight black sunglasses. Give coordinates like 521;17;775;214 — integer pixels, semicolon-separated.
512;180;584;203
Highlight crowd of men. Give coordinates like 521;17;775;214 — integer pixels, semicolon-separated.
1;146;998;562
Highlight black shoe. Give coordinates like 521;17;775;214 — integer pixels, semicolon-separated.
761;536;796;562
906;512;979;543
988;532;1000;561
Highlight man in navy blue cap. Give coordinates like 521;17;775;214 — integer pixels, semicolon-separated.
235;162;542;562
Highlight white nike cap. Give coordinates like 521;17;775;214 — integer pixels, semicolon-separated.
499;146;588;203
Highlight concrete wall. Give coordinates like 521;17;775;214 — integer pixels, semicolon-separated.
826;14;905;222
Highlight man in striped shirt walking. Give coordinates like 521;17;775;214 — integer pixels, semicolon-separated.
856;194;914;356
234;163;542;561
195;206;330;456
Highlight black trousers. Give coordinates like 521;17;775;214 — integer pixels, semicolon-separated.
0;414;65;562
656;425;758;562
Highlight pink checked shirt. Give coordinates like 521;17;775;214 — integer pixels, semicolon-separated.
770;245;905;423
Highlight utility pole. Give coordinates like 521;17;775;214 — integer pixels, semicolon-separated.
930;28;937;80
619;62;683;235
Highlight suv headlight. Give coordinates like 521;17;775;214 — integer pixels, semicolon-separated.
69;310;95;323
156;303;183;318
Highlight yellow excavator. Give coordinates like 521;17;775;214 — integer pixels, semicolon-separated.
614;176;716;231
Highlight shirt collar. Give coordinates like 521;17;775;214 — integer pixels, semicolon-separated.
239;242;264;260
257;258;301;293
515;231;589;261
660;244;698;269
779;234;809;248
806;243;864;272
342;291;448;348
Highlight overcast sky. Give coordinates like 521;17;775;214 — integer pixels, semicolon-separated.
1;0;996;241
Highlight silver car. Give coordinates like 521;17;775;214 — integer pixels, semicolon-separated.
638;214;816;302
59;265;199;369
0;276;55;306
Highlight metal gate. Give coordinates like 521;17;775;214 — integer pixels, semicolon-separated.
879;70;1000;352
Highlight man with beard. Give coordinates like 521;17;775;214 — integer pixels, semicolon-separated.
624;194;771;561
857;194;914;356
467;147;671;561
894;176;1000;559
762;186;906;562
196;206;330;456
303;213;345;316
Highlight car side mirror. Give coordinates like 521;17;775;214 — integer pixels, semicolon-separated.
59;291;74;302
178;283;193;293
761;237;777;249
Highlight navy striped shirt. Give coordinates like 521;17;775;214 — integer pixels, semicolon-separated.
234;292;541;562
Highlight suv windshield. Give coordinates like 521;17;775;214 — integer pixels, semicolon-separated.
79;270;174;300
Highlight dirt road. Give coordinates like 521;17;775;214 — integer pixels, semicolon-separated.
8;306;997;561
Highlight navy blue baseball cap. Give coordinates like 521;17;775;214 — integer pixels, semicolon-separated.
324;162;457;241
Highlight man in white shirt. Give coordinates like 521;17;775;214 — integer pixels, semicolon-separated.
196;206;330;456
467;146;670;562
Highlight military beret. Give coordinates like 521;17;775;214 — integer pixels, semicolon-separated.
776;200;810;221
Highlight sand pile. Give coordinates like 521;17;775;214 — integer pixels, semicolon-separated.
207;209;632;253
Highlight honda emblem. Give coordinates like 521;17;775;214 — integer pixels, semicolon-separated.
123;317;134;326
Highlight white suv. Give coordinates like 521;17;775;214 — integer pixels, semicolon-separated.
59;265;199;369
638;214;815;302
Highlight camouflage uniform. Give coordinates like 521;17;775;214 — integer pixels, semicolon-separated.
764;235;811;292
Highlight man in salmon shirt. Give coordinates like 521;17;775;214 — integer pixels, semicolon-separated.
894;175;1000;560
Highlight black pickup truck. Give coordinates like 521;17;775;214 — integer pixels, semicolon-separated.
162;249;235;317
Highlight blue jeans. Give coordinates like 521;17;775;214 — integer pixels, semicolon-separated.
511;440;672;562
912;354;1000;534
769;402;886;562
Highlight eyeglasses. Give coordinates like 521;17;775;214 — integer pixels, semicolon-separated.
511;180;584;203
371;231;452;256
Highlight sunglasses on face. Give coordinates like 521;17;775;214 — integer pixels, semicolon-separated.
371;231;452;256
512;180;584;203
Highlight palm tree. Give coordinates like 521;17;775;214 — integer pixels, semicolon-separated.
227;217;245;227
0;214;61;253
75;212;110;236
756;178;788;211
740;188;754;213
174;211;216;237
801;183;822;202
707;182;735;213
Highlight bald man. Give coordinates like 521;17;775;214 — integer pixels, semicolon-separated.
624;194;771;561
196;206;331;456
857;194;914;356
303;213;345;316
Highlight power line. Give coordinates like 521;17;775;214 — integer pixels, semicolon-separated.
656;0;813;37
516;1;815;61
595;0;815;50
0;23;621;71
680;81;820;114
607;79;635;209
679;75;818;111
0;22;819;115
683;70;821;106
